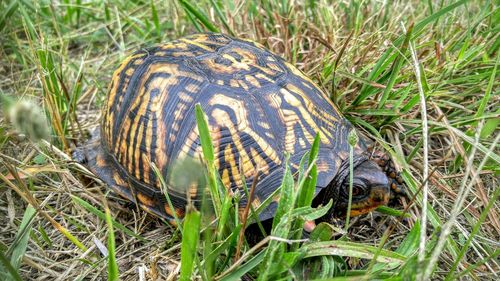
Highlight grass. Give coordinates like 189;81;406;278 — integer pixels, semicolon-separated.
0;0;499;280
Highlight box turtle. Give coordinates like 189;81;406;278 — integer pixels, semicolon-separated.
79;33;403;224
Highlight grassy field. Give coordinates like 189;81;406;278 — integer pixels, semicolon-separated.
0;0;499;280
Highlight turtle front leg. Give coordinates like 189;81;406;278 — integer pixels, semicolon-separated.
72;148;88;164
368;150;407;201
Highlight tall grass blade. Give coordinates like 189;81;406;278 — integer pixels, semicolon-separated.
377;24;412;109
178;0;220;32
195;103;215;175
208;0;234;35
8;205;36;270
0;250;22;281
70;195;146;242
218;250;266;281
353;0;467;105
270;156;294;230
0;0;19;32
259;158;295;280
454;250;500;280
195;104;223;217
180;205;201;281
445;186;500;280
150;0;160;39
455;53;498;168
105;205;119;281
344;130;359;233
296;133;320;208
151;163;183;230
204;225;241;267
300;240;406;264
291;133;320;249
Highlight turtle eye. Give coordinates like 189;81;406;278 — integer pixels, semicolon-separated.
341;184;367;198
352;186;362;196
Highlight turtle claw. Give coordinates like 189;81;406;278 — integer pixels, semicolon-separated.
72;148;87;164
390;178;407;200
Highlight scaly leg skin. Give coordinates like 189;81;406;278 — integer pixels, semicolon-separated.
368;149;407;201
72;148;87;164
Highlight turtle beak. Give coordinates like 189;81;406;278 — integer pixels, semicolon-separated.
349;185;389;217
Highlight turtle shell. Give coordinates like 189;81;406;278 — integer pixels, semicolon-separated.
85;33;367;223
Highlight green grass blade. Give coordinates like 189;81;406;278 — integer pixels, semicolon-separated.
300;240;406;265
180;205;201;281
195;103;223;217
259;220;292;280
0;250;22;281
343;130;362;235
290;200;332;221
296;133;320;208
375;206;411;217
0;0;19;32
70;195;146;242
151;163;183;231
475;53;497;117
208;0;234;35
38;224;52;247
456;53;498;168
8;205;36;270
249;184;281;225
195;104;215;168
204;225;241;266
480;109;499;139
218;250;266;281
373;221;420;272
353;0;468;105
309;222;337;242
178;0;220;32
150;0;160;39
259;158;295;280
291;133;320;249
270;156;294;230
445;187;500;280
454;249;500;280
105;205;119;281
377;24;412;109
183;7;203;32
216;192;233;241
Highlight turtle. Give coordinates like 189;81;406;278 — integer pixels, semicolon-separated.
79;33;404;225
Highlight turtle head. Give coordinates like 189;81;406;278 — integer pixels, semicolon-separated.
333;159;390;217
